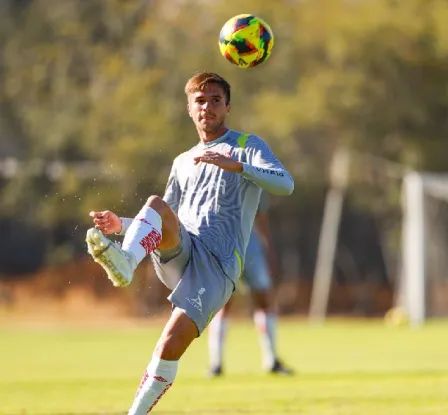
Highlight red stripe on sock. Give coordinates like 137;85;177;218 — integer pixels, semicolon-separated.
153;375;167;382
147;382;173;412
135;370;149;396
139;229;162;255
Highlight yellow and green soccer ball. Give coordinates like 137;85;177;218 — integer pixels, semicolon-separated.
219;14;274;68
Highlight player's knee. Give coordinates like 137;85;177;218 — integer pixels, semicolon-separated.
153;318;197;361
146;195;176;224
252;290;272;311
146;195;166;213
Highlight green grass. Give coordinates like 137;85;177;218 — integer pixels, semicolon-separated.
1;318;448;414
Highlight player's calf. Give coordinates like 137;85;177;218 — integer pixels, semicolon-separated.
128;309;197;414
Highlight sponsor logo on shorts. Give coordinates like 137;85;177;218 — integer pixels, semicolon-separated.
186;288;206;314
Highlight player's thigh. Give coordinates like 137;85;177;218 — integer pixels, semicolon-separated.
168;242;235;335
151;223;191;290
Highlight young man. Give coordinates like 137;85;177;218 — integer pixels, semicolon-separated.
86;72;294;414
207;192;294;377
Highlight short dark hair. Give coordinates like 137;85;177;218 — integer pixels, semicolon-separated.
185;72;231;105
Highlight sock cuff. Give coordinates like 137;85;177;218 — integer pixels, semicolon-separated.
254;310;276;319
148;356;179;372
137;205;162;230
213;314;228;323
117;217;133;236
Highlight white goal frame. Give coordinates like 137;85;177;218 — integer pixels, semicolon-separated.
309;166;448;327
401;171;448;326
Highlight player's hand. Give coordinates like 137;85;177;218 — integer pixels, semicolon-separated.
89;210;122;235
193;151;243;173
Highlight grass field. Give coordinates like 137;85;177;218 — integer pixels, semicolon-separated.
1;318;447;415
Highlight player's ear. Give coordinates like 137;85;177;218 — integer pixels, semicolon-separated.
226;103;231;114
187;103;192;118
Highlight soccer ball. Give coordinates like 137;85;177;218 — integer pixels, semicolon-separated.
219;14;274;68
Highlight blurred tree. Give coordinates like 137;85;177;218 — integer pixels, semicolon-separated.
0;0;448;272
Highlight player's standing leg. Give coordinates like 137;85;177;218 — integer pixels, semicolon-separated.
129;308;197;414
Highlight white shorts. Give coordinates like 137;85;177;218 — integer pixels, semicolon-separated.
150;223;234;335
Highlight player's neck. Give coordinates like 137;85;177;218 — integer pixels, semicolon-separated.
197;126;229;144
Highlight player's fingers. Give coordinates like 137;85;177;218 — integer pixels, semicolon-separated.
89;211;102;218
93;218;108;226
94;223;111;233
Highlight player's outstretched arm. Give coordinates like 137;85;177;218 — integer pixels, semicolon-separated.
240;137;294;196
194;144;293;196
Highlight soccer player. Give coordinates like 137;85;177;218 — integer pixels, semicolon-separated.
208;192;293;377
86;72;294;414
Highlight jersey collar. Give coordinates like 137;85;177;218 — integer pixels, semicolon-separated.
198;129;232;149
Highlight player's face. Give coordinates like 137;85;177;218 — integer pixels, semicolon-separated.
188;84;230;136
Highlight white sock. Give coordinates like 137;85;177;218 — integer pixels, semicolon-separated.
208;312;228;369
122;205;162;266
128;356;178;415
253;310;277;369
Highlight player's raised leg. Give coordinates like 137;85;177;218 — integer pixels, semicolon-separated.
86;195;180;287
128;308;197;414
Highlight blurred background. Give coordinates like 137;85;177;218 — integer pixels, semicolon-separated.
1;0;448;324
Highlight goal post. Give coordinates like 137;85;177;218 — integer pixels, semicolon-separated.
401;172;426;326
308;148;350;324
401;171;448;326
